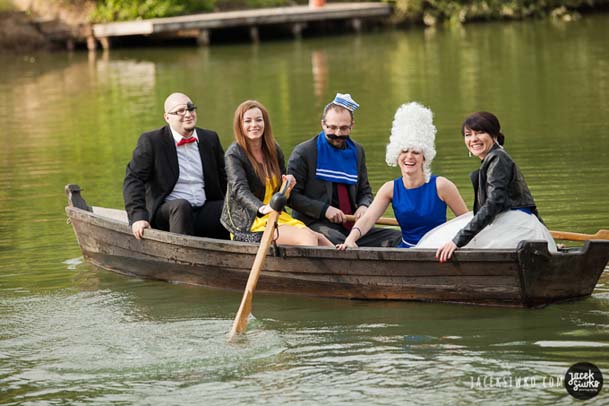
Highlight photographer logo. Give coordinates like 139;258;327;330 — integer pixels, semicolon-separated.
564;362;603;400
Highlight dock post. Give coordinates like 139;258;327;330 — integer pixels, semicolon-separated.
351;18;362;33
292;23;305;39
197;29;210;46
99;36;111;50
249;26;259;43
86;35;96;51
66;38;74;52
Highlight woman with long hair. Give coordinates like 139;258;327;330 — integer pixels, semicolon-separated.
221;100;333;246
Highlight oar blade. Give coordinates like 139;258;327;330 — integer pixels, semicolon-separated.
228;228;274;341
228;290;254;341
228;178;290;341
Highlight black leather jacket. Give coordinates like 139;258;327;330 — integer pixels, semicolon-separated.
453;145;541;247
220;142;286;235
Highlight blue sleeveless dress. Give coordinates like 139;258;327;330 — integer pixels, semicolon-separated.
392;175;446;248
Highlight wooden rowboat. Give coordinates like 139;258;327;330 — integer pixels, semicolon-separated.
65;184;609;307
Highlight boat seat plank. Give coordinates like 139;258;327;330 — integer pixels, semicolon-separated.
92;206;128;223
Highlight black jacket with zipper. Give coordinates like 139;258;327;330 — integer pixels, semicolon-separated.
453;144;542;247
220;142;286;235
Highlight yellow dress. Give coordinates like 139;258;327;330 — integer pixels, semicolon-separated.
250;178;306;232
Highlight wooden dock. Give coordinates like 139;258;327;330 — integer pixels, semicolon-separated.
90;2;392;50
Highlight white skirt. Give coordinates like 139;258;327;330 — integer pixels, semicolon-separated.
417;210;557;252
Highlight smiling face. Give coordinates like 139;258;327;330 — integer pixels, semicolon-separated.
398;149;425;176
463;127;495;160
322;107;353;149
242;107;265;143
164;93;197;136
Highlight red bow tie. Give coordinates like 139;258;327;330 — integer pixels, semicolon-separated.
177;137;197;146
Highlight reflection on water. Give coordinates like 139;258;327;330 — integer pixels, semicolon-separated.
2;264;609;404
1;13;609;404
311;50;328;100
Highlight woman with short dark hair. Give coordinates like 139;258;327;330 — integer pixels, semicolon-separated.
432;111;556;262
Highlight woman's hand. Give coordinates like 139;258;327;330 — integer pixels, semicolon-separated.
436;241;457;263
258;204;273;215
282;174;296;194
336;229;360;250
353;205;367;220
336;240;357;251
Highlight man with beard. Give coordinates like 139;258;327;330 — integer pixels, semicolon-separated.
123;92;229;240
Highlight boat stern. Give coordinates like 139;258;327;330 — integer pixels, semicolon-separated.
517;240;609;306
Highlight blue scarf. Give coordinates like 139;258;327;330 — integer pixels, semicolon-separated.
315;132;358;185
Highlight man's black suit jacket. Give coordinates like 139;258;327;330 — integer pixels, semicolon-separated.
123;125;227;226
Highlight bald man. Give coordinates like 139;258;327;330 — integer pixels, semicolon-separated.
123;92;229;240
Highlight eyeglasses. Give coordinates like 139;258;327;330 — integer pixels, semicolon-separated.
167;102;197;117
323;122;352;134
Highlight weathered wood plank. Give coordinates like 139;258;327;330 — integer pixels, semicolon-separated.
92;3;391;38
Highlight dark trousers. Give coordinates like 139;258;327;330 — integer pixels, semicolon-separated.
308;220;402;247
154;199;229;240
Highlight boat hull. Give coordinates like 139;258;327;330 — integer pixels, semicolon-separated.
66;205;609;307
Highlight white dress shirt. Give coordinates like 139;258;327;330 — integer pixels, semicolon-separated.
165;128;206;207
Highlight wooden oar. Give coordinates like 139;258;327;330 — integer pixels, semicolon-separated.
344;214;609;241
344;214;397;226
228;179;290;341
550;229;609;241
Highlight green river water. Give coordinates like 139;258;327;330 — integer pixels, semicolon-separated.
1;14;609;404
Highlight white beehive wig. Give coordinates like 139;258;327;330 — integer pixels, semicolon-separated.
385;102;437;182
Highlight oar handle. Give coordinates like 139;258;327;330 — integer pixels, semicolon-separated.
344;214;398;226
279;176;291;195
550;229;609;241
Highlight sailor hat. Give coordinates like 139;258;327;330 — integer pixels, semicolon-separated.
332;93;360;112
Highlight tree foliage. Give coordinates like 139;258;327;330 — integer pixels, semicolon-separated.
87;0;609;23
389;0;609;25
91;0;216;22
